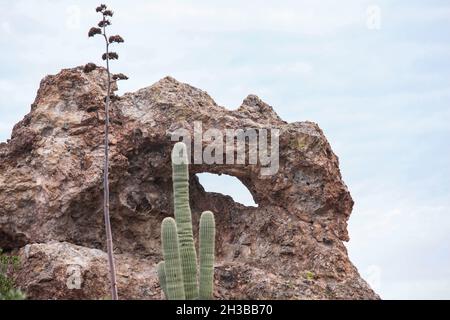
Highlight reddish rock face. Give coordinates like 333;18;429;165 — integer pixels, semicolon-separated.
0;66;378;300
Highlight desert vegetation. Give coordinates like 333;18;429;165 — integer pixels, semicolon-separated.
88;4;128;300
158;142;216;300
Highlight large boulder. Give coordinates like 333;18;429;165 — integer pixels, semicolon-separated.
0;66;378;299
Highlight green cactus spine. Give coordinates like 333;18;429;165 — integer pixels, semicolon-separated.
157;142;216;300
199;211;216;300
161;218;185;300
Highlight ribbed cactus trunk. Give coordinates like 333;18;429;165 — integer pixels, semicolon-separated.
156;142;216;300
199;211;216;299
171;142;199;299
161;218;185;300
156;261;168;298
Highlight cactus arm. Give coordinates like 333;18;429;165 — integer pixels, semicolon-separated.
171;142;199;299
199;211;216;300
161;218;186;300
156;261;168;299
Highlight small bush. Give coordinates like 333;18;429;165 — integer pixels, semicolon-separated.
0;249;25;300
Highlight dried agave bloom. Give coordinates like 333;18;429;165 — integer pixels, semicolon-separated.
109;35;124;44
104;94;120;103
103;10;114;17
112;73;128;81
109;52;119;60
96;4;107;12
83;63;97;73
98;19;111;28
88;27;102;37
102;52;119;60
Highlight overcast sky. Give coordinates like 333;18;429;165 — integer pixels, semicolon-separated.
1;0;449;299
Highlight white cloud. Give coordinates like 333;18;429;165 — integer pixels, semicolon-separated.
1;21;12;34
124;0;367;35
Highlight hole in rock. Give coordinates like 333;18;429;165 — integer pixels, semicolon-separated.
196;173;258;207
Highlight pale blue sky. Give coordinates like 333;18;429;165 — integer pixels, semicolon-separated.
1;0;449;299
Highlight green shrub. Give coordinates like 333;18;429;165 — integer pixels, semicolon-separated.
0;249;25;300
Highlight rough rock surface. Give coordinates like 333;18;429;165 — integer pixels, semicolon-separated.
0;66;379;300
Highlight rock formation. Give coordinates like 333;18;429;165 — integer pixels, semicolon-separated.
0;66;379;300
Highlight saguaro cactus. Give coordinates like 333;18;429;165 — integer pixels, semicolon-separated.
157;142;216;300
199;211;216;300
161;218;185;300
156;261;167;298
172;142;199;299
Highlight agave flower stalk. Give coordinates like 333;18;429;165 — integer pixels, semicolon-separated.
88;3;128;300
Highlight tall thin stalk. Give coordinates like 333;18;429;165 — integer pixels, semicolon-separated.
88;4;127;300
102;15;117;301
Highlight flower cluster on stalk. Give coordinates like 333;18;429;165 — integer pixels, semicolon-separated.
87;3;128;91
